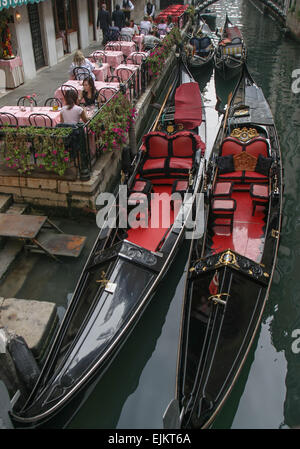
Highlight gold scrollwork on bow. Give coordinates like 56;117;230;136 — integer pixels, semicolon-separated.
230;127;260;142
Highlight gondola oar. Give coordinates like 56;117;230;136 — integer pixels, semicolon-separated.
153;84;173;131
220;91;233;141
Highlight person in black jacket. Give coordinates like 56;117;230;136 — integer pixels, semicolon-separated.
112;4;125;30
97;3;112;45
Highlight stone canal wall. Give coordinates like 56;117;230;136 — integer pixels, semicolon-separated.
0;55;178;214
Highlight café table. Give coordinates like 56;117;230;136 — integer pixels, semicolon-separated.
133;35;144;52
105;41;136;57
0;56;24;89
115;63;141;92
54;80;120;105
126;51;149;65
88;51;124;69
0;105;61;127
70;62;111;82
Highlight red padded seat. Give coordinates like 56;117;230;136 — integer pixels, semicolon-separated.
172;134;195;157
220;136;268;158
218;171;268;183
244;171;268;182
140;158;167;177
169;157;193;171
250;183;269;215
244;138;268;158
218;171;244;181
221;137;243;156
142;131;169;158
213;181;233;197
212;198;236;233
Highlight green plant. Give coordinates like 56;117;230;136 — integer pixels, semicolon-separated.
147;27;182;78
89;93;135;152
1;125;73;176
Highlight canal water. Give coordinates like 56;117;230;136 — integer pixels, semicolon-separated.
66;0;300;429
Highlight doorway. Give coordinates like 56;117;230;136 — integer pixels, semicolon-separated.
27;3;46;70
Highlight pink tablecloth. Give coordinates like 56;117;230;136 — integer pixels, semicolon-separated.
93;62;111;81
54;80;120;104
115;64;141;91
126;51;149;65
133;35;144;52
70;62;111;82
105;41;136;57
0;106;61;127
88;51;124;69
0;56;23;71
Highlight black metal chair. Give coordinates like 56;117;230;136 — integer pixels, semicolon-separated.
17;96;37;107
29;113;53;127
98;87;118;104
116;67;134;82
73;66;91;81
127;52;147;65
106;75;121;83
105;42;121;52
0;112;19;126
91;50;107;63
60;84;79;100
44;97;62;108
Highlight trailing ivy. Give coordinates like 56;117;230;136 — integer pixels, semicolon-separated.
147;26;182;78
88;93;136;152
1;125;73;176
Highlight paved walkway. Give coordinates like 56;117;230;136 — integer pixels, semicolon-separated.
0;40;104;108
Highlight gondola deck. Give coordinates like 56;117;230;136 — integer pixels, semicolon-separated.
209;190;266;262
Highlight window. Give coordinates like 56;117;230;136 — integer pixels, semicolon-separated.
52;0;78;37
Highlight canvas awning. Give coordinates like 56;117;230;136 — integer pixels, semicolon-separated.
0;0;46;11
174;82;203;130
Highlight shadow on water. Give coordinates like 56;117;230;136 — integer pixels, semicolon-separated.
67;241;191;429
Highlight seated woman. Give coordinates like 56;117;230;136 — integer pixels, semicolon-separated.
166;15;174;32
60;89;88;125
69;50;96;81
129;19;139;35
157;19;167;37
79;77;100;106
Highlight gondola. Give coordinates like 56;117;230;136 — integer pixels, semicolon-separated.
214;15;247;80
184;18;216;70
10;57;207;428
164;64;283;429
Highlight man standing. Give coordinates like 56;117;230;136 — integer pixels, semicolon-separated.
122;0;134;21
144;1;155;19
97;3;112;45
112;4;125;31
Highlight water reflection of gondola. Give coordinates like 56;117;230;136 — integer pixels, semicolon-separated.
214;68;240;112
67;242;191;429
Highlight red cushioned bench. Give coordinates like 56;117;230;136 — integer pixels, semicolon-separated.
140;131;205;182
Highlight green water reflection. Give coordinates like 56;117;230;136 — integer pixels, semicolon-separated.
68;0;300;429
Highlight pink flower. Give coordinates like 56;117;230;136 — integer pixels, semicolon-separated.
41;153;46;158
35;153;39;158
52;150;57;155
64;157;69;162
5;157;10;161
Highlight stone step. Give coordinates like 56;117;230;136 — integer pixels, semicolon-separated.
5;203;29;215
0;240;24;281
0;194;12;213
